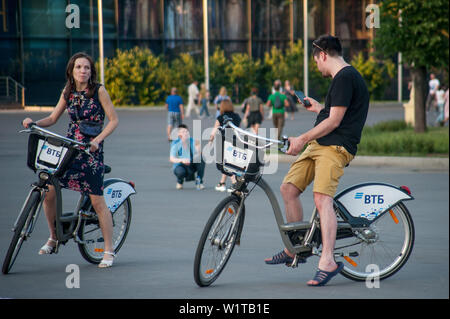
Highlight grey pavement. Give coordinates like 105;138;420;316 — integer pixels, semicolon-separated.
0;106;448;299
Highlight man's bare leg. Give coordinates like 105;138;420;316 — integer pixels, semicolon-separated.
307;192;338;285
265;183;303;261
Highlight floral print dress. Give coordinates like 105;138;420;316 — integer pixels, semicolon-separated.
59;84;105;196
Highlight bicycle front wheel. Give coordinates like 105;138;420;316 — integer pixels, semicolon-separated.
194;196;245;287
336;202;415;281
78;198;132;264
2;190;41;274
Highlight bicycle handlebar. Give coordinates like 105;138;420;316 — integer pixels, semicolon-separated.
221;117;290;153
21;123;91;154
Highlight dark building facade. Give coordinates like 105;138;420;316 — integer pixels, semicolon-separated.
1;0;380;105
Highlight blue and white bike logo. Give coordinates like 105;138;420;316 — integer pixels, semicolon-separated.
355;192;384;204
354;192;364;200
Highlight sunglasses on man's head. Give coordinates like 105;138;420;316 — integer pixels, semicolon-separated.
312;42;327;55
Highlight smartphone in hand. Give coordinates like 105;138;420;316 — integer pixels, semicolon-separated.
294;90;311;107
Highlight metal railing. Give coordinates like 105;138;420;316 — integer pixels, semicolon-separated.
0;76;26;107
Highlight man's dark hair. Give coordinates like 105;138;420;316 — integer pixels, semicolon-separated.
312;34;342;57
178;124;189;130
273;80;282;91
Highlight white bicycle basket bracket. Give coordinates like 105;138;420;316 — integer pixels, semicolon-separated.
335;183;413;221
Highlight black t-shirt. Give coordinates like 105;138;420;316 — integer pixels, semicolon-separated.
315;65;369;155
217;111;242;127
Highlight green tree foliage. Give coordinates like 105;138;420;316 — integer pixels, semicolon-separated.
351;52;395;100
226;53;261;101
103;47;163;105
169;53;204;99
102;44;400;106
209;47;230;94
373;0;449;132
264;40;304;91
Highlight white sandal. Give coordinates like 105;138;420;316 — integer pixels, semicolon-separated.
38;238;58;255
98;251;115;268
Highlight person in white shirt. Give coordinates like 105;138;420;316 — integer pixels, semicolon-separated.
426;73;440;111
435;85;446;126
186;80;200;118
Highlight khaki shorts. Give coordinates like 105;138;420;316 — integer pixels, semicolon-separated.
282;140;354;197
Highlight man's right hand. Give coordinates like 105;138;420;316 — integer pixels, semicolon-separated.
22;118;33;128
286;135;308;156
303;97;323;114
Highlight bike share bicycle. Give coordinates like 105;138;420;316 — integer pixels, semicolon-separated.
2;124;136;274
194;119;415;287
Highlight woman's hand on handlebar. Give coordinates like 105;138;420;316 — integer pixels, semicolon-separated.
89;139;100;152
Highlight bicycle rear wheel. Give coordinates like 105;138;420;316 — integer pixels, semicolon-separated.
2;190;41;274
194;196;245;287
336;202;415;281
78;197;132;264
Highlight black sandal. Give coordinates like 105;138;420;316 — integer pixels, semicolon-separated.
264;250;294;265
307;262;344;287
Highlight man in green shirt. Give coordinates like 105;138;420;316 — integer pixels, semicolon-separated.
267;80;289;140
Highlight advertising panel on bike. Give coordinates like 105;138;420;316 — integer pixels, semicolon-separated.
223;140;254;172
36;139;68;169
335;183;413;221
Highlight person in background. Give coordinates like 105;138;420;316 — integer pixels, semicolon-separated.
165;87;184;142
169;124;205;190
209;99;241;192
426;73;440;112
444;87;449;125
435;85;447;126
284;80;299;120
266;80;289;140
243;87;264;134
198;83;210;118
213;86;230;119
186;80;200;118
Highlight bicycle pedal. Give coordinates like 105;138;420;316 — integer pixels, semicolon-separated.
285;255;306;268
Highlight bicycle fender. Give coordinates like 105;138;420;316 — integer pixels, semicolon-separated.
335;182;413;221
103;178;136;213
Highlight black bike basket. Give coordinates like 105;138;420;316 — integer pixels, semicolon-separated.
214;128;263;181
27;133;78;177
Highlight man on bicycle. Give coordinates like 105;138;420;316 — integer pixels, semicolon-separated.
265;35;369;287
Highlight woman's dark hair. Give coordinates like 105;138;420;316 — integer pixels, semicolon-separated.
312;34;343;57
63;52;98;101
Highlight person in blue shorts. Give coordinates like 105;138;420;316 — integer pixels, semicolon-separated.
165;87;184;141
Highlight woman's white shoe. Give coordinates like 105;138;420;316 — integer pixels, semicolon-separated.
98;251;115;268
38;238;58;255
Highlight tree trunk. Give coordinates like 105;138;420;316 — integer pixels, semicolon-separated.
411;66;427;133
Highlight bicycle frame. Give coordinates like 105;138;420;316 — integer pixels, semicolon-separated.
219;121;414;267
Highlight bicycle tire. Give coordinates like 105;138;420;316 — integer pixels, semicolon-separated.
77;197;132;264
194;196;245;287
338;202;415;282
2;190;41;274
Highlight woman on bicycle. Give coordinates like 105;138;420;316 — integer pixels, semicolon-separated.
22;52;119;268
